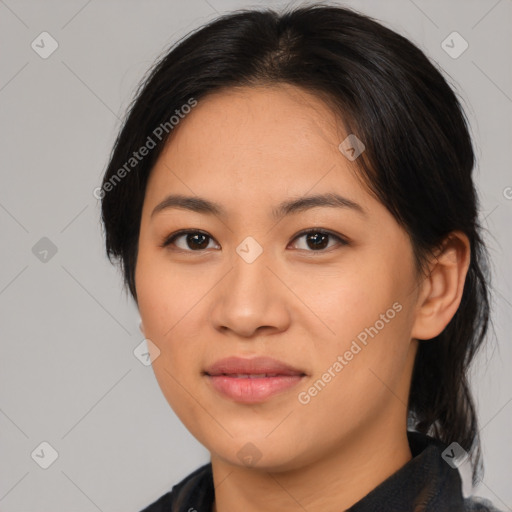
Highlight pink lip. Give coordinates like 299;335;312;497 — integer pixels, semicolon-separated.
204;356;306;403
205;356;305;376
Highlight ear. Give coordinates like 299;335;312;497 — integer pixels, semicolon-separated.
411;231;471;341
138;319;145;336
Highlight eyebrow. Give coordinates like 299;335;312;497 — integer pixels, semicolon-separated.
150;192;367;220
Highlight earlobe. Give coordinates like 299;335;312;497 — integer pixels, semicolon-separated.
411;231;471;341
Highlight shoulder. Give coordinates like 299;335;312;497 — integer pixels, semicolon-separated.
463;495;505;512
139;463;213;512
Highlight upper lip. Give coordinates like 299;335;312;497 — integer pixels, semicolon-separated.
204;356;306;376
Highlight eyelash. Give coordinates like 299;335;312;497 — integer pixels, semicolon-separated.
159;228;349;253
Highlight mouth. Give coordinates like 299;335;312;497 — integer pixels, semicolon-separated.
204;356;307;403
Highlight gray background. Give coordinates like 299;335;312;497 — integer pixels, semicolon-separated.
0;0;511;510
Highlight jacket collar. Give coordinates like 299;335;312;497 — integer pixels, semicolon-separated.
347;431;465;511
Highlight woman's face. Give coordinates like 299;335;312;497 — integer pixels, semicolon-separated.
135;84;423;471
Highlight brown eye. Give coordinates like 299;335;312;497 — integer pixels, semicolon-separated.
291;229;348;251
184;233;210;250
161;230;219;251
305;232;329;250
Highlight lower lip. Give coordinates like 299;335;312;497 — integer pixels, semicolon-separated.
206;375;304;403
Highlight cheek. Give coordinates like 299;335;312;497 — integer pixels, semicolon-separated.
146;315;207;434
295;308;412;438
291;252;414;402
288;257;405;348
135;251;210;365
135;251;205;339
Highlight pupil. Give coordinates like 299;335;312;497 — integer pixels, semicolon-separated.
307;232;328;250
188;233;208;249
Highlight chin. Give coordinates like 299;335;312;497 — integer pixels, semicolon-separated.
205;435;310;473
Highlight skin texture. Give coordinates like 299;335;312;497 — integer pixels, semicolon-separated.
135;84;471;512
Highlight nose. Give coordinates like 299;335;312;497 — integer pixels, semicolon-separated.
209;246;291;338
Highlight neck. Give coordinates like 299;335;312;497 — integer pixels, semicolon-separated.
210;425;412;512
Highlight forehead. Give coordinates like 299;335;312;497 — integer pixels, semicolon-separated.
144;84;372;215
169;84;343;158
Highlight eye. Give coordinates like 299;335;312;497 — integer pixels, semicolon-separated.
289;229;348;252
160;230;219;251
160;228;348;253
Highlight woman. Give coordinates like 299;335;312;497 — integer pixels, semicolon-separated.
99;4;503;511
